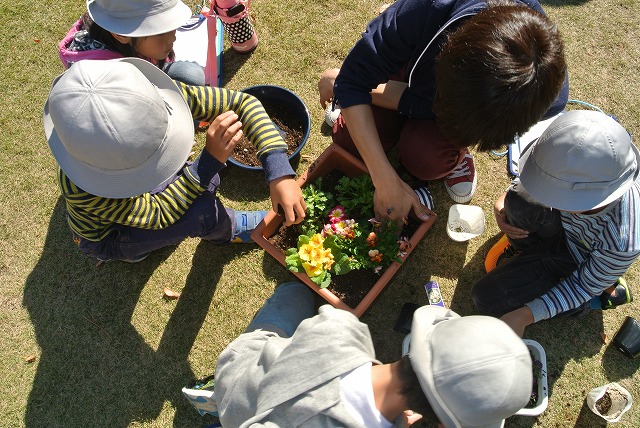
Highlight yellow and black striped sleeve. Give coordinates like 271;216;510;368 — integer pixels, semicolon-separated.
59;169;206;241
178;83;288;160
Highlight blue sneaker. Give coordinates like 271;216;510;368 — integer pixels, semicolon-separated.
231;210;268;243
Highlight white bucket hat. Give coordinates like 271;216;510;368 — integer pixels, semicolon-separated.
519;110;638;211
43;57;194;198
409;306;532;428
87;0;192;37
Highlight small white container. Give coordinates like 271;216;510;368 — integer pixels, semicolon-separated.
446;204;485;242
515;339;549;416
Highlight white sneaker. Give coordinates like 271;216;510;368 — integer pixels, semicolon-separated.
444;151;477;203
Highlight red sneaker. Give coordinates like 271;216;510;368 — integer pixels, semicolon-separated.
444;150;477;203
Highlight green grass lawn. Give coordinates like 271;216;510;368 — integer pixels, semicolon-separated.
0;0;638;426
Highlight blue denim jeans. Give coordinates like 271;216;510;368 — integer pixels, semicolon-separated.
245;282;315;338
70;172;235;261
162;60;205;86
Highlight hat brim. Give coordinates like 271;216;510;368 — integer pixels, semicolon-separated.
519;140;640;211
88;0;192;37
43;58;194;198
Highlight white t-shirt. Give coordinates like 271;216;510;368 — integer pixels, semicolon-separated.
339;362;393;428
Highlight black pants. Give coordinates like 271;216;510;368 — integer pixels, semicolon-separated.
471;183;577;317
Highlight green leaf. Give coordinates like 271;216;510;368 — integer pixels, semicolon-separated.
332;254;352;275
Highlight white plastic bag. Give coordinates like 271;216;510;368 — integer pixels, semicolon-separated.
586;382;633;422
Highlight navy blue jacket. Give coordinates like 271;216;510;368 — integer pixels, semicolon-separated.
334;0;569;120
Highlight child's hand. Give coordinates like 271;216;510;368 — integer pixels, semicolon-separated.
269;177;306;226
205;111;243;164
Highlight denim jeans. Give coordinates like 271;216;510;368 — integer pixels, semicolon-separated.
162;60;205;86
245;282;315;338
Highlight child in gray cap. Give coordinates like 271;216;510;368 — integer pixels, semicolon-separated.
473;110;637;336
211;282;532;427
43;58;305;262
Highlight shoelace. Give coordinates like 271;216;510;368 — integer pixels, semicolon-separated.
447;156;472;179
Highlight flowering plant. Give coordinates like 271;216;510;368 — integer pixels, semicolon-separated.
285;175;411;288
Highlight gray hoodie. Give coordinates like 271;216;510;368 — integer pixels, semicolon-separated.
214;305;382;427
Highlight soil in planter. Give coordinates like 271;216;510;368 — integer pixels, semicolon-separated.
267;170;419;309
525;350;543;408
233;100;305;167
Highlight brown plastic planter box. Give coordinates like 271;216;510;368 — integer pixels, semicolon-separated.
251;144;436;317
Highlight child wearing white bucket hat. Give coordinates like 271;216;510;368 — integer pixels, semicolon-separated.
59;0;204;86
43;58;305;262
212;282;532;427
472;110;638;336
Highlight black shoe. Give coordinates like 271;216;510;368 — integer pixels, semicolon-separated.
601;278;633;309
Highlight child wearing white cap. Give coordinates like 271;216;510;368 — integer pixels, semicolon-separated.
473;110;638;336
43;58;305;262
211;282;532;427
59;0;204;86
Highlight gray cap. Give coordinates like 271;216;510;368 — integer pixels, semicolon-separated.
43;58;194;198
409;306;532;428
87;0;192;37
519;110;638;211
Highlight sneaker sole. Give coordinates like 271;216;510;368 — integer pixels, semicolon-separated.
484;234;509;273
445;168;478;204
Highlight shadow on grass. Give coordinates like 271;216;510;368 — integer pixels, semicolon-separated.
22;198;246;427
220;48;255;87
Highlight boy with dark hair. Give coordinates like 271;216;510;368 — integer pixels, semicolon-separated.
318;0;568;223
213;282;533;427
473;110;637;336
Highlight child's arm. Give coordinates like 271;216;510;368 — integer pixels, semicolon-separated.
179;83;305;225
59;113;246;238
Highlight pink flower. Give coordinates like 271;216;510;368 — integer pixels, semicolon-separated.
328;205;347;223
330;218;356;239
321;223;334;237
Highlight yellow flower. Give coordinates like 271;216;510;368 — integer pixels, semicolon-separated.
298;234;334;277
309;233;325;247
302;261;324;277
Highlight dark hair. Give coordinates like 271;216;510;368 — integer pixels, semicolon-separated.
433;3;566;151
81;12;173;67
397;355;439;421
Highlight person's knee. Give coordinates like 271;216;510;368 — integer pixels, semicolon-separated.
398;120;463;180
163;61;205;86
273;282;314;304
471;279;497;314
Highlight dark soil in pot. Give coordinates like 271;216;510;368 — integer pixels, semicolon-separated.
232;100;304;167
